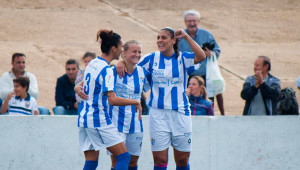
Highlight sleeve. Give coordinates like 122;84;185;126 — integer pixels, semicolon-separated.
241;76;258;101
143;67;151;92
0;73;14;101
31;98;38;115
207;102;214;116
27;73;39;99
55;77;75;109
182;52;199;75
138;52;155;71
101;67;115;93
260;77;281;100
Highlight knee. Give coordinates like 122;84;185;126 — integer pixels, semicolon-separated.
175;157;189;167
129;156;139;167
53;106;65;115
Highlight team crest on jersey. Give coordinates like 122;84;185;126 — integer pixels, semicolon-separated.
25;102;30;108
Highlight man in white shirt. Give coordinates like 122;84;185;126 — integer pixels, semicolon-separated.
0;53;49;114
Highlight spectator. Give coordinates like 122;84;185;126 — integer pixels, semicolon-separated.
188;75;214;116
178;10;225;115
241;56;281;115
0;53;49;115
75;52;96;103
1;76;39;115
53;59;79;115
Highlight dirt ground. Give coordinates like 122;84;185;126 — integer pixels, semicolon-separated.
0;0;299;115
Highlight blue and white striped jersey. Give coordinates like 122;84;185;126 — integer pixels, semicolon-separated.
138;51;200;116
109;66;150;133
8;94;37;115
78;57;115;128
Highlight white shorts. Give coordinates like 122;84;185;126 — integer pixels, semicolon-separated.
107;132;144;156
78;124;124;152
149;107;192;152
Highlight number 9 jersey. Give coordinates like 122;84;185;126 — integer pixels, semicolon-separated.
78;57;115;128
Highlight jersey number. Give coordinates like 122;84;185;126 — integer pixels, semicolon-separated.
84;73;91;94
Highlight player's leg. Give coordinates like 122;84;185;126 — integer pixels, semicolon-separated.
83;150;99;170
216;93;225;115
153;149;169;170
173;149;190;170
107;142;131;170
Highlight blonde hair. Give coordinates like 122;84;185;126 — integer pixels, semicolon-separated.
190;75;208;99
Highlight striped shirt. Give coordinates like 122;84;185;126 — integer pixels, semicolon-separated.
109;66;150;133
8;94;37;115
138;51;199;115
78;57;115;128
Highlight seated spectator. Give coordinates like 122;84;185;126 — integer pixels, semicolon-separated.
1;76;39;115
53;59;79;115
241;56;281;116
0;53;49;115
188;75;214;116
75;52;96;103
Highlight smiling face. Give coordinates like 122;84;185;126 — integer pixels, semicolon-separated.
13;82;27;97
254;58;268;74
188;77;203;97
157;30;176;55
185;14;200;34
124;43;142;65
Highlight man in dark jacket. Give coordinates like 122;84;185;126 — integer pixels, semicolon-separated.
53;59;79;115
241;56;280;115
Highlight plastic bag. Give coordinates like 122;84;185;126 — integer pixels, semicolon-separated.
206;53;225;97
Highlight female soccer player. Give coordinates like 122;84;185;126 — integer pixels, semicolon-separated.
108;40;150;170
77;29;142;170
117;27;205;170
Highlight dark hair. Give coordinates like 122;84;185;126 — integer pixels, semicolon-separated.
66;59;79;69
123;40;141;52
258;56;271;71
12;53;26;62
82;52;96;60
160;27;179;58
13;76;30;92
190;75;208;99
96;29;121;54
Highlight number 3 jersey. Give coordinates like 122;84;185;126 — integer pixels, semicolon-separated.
138;51;200;116
78;57;115;128
109;66;150;133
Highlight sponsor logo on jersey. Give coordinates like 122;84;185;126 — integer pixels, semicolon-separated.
25;102;30;108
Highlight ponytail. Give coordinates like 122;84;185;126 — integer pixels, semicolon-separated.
96;29;121;54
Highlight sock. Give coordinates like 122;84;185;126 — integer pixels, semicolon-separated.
128;166;137;170
83;160;98;170
176;163;190;170
116;152;131;170
154;163;168;170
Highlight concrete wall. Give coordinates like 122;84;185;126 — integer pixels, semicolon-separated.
0;116;299;170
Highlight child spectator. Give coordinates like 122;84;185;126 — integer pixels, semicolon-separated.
1;76;39;115
188;75;214;116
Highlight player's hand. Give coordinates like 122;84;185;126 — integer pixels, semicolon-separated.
175;29;188;39
135;101;143;120
116;61;127;77
74;81;88;100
